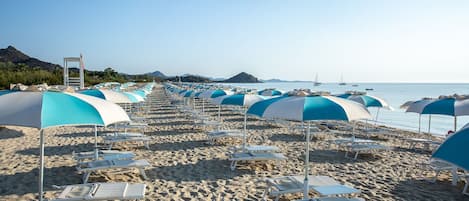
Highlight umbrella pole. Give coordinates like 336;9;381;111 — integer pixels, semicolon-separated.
418;114;421;133
218;105;221;121
303;121;310;199
243;109;247;151
202;99;205;114
428;115;431;134
94;125;99;160
454;116;457;131
38;129;44;201
375;108;380;125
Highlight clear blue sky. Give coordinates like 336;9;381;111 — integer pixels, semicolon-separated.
1;0;469;82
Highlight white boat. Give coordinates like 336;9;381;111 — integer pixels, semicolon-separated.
339;74;346;85
313;73;321;86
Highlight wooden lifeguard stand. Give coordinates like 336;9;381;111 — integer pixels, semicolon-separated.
63;54;85;89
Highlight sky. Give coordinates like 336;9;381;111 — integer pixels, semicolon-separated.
1;0;469;82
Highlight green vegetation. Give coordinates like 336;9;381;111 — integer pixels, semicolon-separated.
0;62;157;89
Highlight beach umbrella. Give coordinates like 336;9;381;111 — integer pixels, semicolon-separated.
0;91;130;201
79;89;133;104
211;94;269;148
197;89;234;113
257;88;284;96
404;97;469;133
133;90;148;99
123;92;145;103
432;123;469;170
337;94;393;123
247;95;371;199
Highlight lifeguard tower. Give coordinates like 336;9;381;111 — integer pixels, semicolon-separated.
63;54;85;89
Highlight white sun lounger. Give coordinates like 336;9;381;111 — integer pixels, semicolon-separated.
263;175;360;201
51;182;146;201
73;150;135;163
229;152;287;171
103;132;145;138
296;197;365;201
428;159;456;183
230;145;280;153
207;130;244;144
407;138;441;150
103;135;151;150
345;143;390;160
76;159;150;183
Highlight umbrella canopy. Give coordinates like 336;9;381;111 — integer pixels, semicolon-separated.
123;92;145;103
404;97;469;131
258;88;284;96
347;95;392;110
198;89;233;99
247;96;371;121
79;89;133;104
0;91;130;201
183;90;195;98
133;90;148;99
211;94;268;107
432;123;469;170
247;95;371;200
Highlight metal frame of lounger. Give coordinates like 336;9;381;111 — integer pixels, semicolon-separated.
345;143;390;160
73;150;135;163
229;152;287;171
298;198;365;201
264;175;361;201
103;136;151;150
207;130;244;144
51;182;146;201
230;145;280;153
76;159;150;183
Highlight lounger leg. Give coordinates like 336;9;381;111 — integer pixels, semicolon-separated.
463;176;469;195
144;142;150;150
139;168;148;180
354;151;359;160
82;172;90;184
230;161;237;171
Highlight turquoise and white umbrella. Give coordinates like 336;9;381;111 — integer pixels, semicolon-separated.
211;94;269;148
197;89;234;113
0;91;130;201
79;89;133;104
257;88;284;96
336;94;393;123
247;95;371;200
404;97;469;133
123;92;145;103
432;123;469;170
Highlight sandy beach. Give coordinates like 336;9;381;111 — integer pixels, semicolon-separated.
0;85;467;201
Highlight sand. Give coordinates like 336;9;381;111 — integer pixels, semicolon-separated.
0;85;467;201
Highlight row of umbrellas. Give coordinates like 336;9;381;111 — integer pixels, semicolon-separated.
0;82;155;201
167;82;469;199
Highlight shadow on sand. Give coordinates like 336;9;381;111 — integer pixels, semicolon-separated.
0;166;80;196
151;140;217;151
390;178;467;201
147;159;253;182
17;143;94;156
0;127;24;139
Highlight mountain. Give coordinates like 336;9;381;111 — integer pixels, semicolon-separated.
0;46;62;71
146;70;166;78
166;75;211;83
223;72;261;83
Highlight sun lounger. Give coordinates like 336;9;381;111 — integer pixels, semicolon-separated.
263;175;360;201
207;130;244;144
407;138;441;150
103;132;145;138
230;145;280;153
73;150;135;162
103;135;151;150
76;159;150;183
51;182;146;201
229;152;286;171
428;159;456;183
345;143;390;160
297;198;365;201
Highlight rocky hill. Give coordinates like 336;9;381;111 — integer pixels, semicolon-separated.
146;70;166;78
0;46;62;71
223;72;261;83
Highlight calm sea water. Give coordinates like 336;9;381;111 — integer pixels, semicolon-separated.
221;82;469;136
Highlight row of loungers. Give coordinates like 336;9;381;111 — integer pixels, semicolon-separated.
49;96;161;200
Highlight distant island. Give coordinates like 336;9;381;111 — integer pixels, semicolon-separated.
221;72;261;83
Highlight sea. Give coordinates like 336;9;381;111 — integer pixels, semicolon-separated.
221;82;469;136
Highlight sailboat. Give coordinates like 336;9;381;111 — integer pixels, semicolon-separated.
313;73;321;86
339;74;346;85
